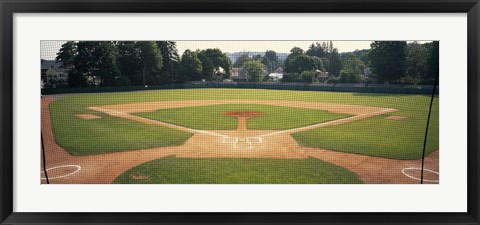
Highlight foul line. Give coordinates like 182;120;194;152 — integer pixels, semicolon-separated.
89;107;397;141
260;108;397;137
89;107;228;138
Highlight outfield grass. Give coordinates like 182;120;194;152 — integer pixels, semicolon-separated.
48;89;438;159
292;109;438;159
134;104;349;130
49;99;193;156
112;155;363;184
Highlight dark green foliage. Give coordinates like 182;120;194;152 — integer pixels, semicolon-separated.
178;49;203;82
281;72;300;82
56;41;77;68
285;54;324;73
243;60;265;82
262;50;279;73
197;48;232;81
116;41;143;85
368;41;407;83
74;41;121;86
306;41;334;58
299;70;318;83
340;54;365;83
156;41;180;83
328;49;342;76
67;70;88;87
115;76;132;86
233;53;252;67
424;41;439;84
136;41;163;85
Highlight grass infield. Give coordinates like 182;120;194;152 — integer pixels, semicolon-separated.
48;88;438;159
112;155;363;184
134;104;349;130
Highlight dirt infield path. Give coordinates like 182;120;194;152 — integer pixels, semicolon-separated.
42;98;182;184
306;148;439;184
42;98;438;184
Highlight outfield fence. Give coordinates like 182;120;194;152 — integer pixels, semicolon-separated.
41;82;439;95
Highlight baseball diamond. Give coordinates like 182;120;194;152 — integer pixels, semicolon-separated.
41;88;439;184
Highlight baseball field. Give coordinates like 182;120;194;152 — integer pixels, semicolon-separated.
41;88;439;184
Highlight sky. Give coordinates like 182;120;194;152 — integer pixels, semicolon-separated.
41;40;428;60
175;41;373;55
41;40;373;60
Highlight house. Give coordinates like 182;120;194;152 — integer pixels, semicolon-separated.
316;70;329;82
231;68;239;78
268;73;283;82
237;67;249;81
45;68;69;88
41;59;69;88
232;67;249;82
214;66;226;81
41;59;63;81
364;67;373;76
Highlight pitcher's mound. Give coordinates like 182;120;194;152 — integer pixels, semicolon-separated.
385;115;407;120
75;114;101;120
222;110;264;118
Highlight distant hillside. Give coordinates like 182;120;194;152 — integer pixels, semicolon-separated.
226;52;289;65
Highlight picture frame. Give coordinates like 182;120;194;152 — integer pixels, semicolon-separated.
1;0;479;224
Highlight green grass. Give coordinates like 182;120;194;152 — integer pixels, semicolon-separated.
112;155;363;184
134;104;349;130
48;89;439;159
292;97;439;159
49;99;193;156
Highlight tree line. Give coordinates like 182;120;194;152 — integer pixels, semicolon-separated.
56;41;233;87
281;41;438;85
54;41;439;88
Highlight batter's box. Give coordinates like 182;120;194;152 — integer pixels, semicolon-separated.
246;137;263;143
222;137;238;143
222;136;264;149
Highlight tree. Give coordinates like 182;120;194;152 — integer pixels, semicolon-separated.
136;41;163;85
261;57;274;73
281;73;300;82
352;49;370;65
284;47;305;73
404;41;429;85
285;54;324;74
74;41;121;86
328;49;342;76
243;61;265;82
424;41;439;84
95;42;121;86
289;47;304;56
340;54;365;83
56;41;77;69
116;41;142;85
263;50;278;72
233;53;252;67
368;41;407;83
252;54;263;61
299;70;318;83
178;50;203;82
156;41;179;83
264;50;278;63
197;48;232;81
67;70;87;87
306;42;328;58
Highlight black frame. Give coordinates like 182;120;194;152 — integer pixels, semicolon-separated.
1;0;479;224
